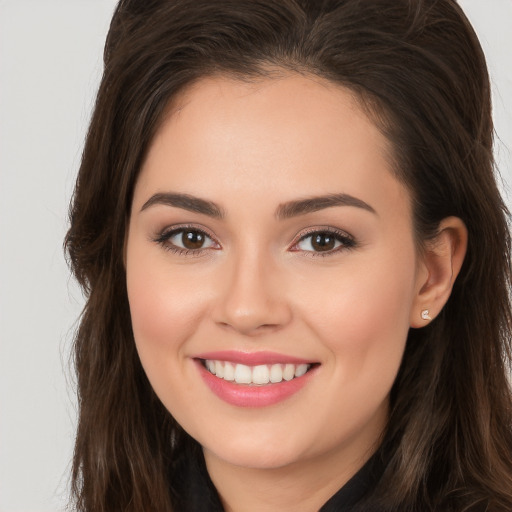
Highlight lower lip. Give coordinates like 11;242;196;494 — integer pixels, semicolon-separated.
195;360;317;408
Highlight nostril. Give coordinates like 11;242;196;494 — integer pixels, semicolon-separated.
215;319;284;336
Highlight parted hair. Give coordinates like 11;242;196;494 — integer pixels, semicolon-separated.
65;0;512;510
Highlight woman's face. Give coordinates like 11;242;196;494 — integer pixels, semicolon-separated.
126;74;426;473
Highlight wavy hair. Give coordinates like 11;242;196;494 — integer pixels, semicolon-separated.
65;0;512;510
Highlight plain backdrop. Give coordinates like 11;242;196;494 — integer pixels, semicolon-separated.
0;1;510;510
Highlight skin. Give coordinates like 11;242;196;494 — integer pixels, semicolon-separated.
125;73;467;511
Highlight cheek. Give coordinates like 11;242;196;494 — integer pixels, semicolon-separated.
298;255;416;439
125;258;217;427
125;240;210;374
300;247;417;375
128;270;191;348
134;291;198;335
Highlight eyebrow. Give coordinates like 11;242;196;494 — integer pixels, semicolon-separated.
140;192;224;218
276;193;377;219
140;191;376;219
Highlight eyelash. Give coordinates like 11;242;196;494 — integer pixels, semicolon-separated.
152;226;356;257
290;227;356;257
152;225;220;257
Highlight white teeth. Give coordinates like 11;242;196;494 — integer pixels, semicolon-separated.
223;362;235;381
282;364;295;381
252;365;270;385
214;360;224;378
204;360;312;385
234;364;252;384
269;364;283;383
295;364;308;377
206;360;216;374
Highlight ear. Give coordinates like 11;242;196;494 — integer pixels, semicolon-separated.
410;216;467;328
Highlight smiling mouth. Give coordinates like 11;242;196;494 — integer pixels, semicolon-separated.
201;360;315;385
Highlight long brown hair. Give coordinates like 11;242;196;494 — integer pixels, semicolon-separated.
65;0;512;510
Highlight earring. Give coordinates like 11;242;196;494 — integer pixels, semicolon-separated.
421;309;432;321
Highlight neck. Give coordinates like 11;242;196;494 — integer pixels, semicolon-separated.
203;441;378;512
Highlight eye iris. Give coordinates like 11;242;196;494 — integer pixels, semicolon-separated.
311;233;336;251
182;231;205;249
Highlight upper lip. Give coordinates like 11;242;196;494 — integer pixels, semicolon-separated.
194;350;316;366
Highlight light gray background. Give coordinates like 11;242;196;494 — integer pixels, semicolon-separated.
0;1;510;510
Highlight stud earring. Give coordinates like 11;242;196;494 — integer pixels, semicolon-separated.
421;309;432;321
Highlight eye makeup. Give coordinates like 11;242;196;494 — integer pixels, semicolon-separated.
151;222;357;259
290;226;357;257
151;224;220;257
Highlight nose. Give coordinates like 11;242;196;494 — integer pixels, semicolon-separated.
213;249;292;336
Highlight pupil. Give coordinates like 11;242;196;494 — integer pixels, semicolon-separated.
182;231;204;249
312;233;335;251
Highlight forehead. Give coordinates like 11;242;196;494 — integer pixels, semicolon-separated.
162;73;391;162
135;73;408;219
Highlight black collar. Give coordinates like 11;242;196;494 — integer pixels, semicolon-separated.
320;451;385;511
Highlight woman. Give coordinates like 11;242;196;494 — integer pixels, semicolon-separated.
65;0;512;510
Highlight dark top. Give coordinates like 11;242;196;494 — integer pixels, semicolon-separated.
320;453;384;511
180;448;385;512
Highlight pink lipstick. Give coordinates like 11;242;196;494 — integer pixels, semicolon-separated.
193;351;318;408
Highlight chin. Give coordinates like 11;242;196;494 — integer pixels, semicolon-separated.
204;440;305;470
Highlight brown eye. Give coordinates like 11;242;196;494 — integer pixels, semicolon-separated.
311;233;336;251
182;230;206;249
294;230;355;254
165;228;217;252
